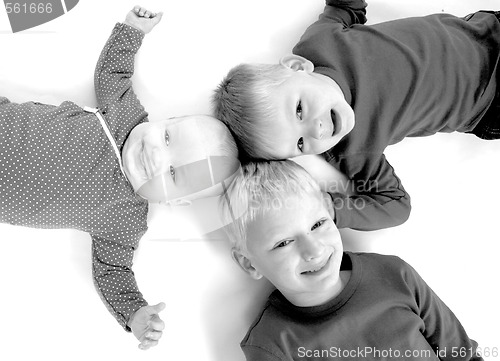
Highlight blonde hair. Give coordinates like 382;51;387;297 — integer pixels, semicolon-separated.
212;63;294;161
176;115;240;202
219;160;320;252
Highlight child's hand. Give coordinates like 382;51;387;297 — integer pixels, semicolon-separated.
124;6;163;34
128;302;166;350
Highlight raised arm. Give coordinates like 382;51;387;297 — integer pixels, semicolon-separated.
93;7;162;110
327;153;411;231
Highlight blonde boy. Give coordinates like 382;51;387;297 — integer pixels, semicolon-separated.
220;160;481;361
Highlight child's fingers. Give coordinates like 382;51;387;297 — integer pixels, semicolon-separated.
132;5;159;18
145;330;163;341
138;339;159;350
148;317;165;331
133;5;146;16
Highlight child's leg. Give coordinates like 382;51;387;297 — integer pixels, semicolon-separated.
470;86;500;140
469;12;500;140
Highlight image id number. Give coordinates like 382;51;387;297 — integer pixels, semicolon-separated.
5;2;53;14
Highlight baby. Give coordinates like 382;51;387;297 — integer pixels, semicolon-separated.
0;6;239;350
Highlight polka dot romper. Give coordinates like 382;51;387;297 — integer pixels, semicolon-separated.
0;24;151;331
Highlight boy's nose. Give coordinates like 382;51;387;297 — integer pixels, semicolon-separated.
307;119;323;139
300;236;324;261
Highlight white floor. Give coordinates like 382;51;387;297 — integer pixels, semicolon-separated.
0;0;499;360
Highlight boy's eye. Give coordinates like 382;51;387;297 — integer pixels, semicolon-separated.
311;219;326;231
297;137;304;152
274;239;292;249
169;165;176;182
296;100;302;119
165;130;170;146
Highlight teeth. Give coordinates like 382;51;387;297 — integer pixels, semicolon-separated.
304;264;323;273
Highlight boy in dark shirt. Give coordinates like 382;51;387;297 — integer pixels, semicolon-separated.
219;160;482;361
213;0;500;231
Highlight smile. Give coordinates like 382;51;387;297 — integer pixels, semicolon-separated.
301;254;332;276
140;145;153;180
330;109;337;136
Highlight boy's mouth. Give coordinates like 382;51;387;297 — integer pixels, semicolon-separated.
301;254;332;276
330;109;337;137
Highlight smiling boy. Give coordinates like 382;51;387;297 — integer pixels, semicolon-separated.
213;0;500;231
219;160;482;361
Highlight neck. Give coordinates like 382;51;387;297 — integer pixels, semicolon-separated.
289;270;351;307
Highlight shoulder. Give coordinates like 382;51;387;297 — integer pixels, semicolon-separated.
241;298;290;359
353;252;412;276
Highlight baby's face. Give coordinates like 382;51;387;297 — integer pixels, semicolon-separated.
265;67;354;159
244;191;344;307
122;115;233;203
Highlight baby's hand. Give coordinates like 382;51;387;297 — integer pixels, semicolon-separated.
128;302;166;350
124;6;163;34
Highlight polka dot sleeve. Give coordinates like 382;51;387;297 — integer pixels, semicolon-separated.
94;23;145;113
90;23;149;330
92;231;148;331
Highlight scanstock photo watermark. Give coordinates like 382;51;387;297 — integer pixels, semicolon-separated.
297;346;499;359
3;0;78;33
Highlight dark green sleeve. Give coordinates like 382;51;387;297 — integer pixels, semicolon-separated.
328;153;411;231
242;345;287;361
322;0;367;26
404;261;483;361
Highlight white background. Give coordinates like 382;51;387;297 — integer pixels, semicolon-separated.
0;0;499;360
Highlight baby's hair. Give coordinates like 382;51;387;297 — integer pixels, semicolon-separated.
219;160;320;252
196;115;238;159
171;115;239;203
212;63;294;161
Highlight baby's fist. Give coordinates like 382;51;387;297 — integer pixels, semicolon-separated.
124;6;163;34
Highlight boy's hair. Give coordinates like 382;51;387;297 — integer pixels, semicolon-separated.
219;160;320;252
212;63;293;161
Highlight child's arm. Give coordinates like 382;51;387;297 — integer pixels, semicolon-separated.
328;153;411;230
93;7;162;114
321;0;367;27
405;261;483;361
291;154;353;195
92;232;165;350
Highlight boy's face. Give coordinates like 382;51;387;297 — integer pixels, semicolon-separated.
122;116;232;203
265;55;355;159
240;191;344;307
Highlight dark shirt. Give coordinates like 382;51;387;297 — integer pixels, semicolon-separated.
241;252;482;361
293;0;500;230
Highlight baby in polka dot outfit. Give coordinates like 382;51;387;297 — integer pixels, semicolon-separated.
0;6;239;350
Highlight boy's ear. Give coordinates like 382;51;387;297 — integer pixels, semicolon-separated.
231;248;262;280
279;54;314;72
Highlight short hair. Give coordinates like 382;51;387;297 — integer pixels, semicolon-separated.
194;114;238;160
219;160;321;252
172;115;240;202
193;115;240;200
212;63;293;161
